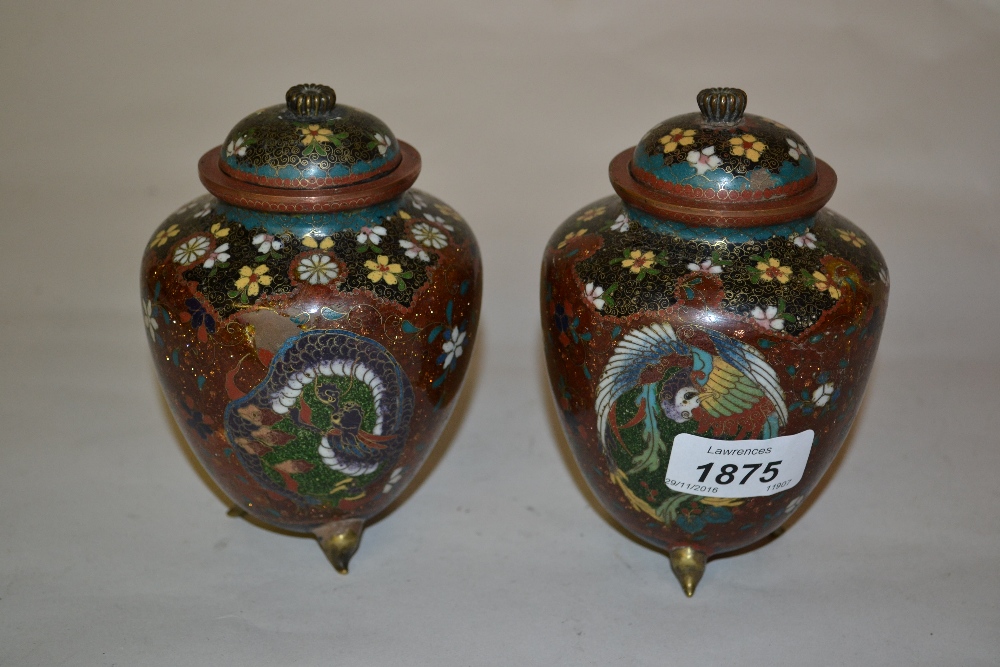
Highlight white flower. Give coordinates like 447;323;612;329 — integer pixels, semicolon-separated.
356;225;387;245
296;254;339;285
441;327;467;369
412;222;448;249
193;203;212;218
812;382;835;407
751;305;786;331
584;282;605;310
686;145;723;175
226;136;247;158
410;194;427;210
610;212;630;233
791;231;818;249
383;466;404;494
422;212;453;231
173;236;212;264
203;243;230;269
399;239;430;262
143;299;159;340
373;132;391;156
252;232;283;253
787;137;809;161
687;257;723;274
784;495;804;515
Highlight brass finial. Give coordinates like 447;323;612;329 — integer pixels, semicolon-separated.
669;546;707;597
286;83;337;117
313;518;365;574
697;87;747;125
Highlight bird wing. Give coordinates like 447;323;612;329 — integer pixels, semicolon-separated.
699;327;788;426
596;323;689;447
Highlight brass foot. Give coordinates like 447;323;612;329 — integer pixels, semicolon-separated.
669;546;707;597
226;507;248;518
313;518;365;574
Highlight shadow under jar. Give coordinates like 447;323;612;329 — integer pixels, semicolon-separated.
141;84;481;573
540;88;887;596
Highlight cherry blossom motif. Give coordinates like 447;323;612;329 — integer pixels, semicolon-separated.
755;257;792;283
687;258;723;274
584;282;606;310
399;239;430;262
410;194;427;210
302;234;334;250
210;222;229;238
610;212;630;232
143;299;159;340
751;305;786;331
173;236;211;264
576;206;606;222
811;271;841;300
659;128;696;153
203;243;229;269
836;229;867;248
686;146;723;175
149;224;180;248
812;382;835;407
729;133;766;162
252;232;283;254
412;222;448;249
558;229;587;249
296;254;339;285
440;327;467;369
786;137;809;161
234;265;272;297
356;225;387;246
364;255;402;285
193;203;213;218
226;136;248;158
791;231;818;249
373;132;391;156
622;250;656;274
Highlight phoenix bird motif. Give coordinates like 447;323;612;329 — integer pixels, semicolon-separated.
596;323;787;471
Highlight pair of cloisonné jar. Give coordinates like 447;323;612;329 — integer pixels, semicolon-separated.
142;85;887;595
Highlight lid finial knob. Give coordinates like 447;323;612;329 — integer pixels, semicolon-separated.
285;84;337;117
697;87;747;125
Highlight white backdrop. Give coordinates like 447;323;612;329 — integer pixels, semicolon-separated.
1;1;998;664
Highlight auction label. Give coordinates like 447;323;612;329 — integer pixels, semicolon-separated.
664;430;814;499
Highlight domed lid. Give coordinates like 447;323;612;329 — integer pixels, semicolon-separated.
199;84;421;212
610;88;836;226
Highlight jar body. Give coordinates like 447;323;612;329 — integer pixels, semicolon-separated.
541;196;887;557
142;189;481;533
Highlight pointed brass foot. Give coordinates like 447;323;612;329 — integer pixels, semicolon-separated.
226;506;248;518
313;518;365;574
669;546;707;597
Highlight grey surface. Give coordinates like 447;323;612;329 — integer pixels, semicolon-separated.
1;1;998;665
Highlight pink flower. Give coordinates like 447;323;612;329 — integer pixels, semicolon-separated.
751;305;785;331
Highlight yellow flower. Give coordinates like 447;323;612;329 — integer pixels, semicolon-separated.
298;124;333;146
701;497;744;507
659;128;696;153
398;210;411;220
234;265;272;296
364;255;403;285
303;235;334;250
756;257;792;283
730;133;767;162
837;229;867;247
557;228;587;248
812;271;842;300
622;250;656;273
576;206;606;222
210;222;229;238
149;224;180;248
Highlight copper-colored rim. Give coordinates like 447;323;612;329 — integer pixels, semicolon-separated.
199;141;421;213
609;147;837;227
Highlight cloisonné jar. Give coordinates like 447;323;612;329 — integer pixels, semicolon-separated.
541;88;887;595
141;84;481;572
